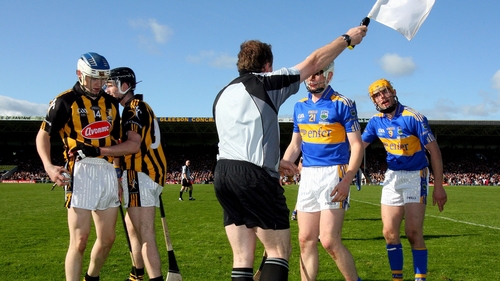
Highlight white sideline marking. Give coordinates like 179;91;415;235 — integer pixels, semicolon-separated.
426;215;500;231
352;199;500;231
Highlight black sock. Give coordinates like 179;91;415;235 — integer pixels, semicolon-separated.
149;277;163;281
129;266;144;280
179;191;183;198
231;267;253;280
189;190;193;197
84;272;99;281
259;258;289;281
134;267;144;277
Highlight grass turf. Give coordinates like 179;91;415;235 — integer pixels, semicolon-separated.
0;183;499;280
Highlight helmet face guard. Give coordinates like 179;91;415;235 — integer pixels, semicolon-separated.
305;61;334;94
368;79;398;113
77;52;110;98
106;67;137;100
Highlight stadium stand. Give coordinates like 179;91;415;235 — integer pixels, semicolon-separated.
1;116;500;186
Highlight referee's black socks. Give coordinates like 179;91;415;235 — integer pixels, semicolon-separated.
259;258;289;281
231;267;253;280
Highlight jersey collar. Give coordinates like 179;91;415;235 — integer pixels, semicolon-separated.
307;85;334;101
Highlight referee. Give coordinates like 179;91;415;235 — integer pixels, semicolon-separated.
213;24;367;281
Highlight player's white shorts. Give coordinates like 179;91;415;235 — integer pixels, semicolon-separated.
122;171;163;208
381;168;429;206
67;157;120;211
296;165;350;212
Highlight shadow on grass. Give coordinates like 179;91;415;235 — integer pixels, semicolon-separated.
422;233;472;240
344;235;386;241
344;233;470;242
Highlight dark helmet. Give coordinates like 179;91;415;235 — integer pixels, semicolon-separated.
109;67;137;95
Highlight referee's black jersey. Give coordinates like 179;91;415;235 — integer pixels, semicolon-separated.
40;82;121;164
121;94;167;185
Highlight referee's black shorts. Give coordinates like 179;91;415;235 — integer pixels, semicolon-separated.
214;159;290;230
181;178;192;187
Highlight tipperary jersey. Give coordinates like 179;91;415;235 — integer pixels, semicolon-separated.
40;82;121;164
293;86;360;167
362;103;435;171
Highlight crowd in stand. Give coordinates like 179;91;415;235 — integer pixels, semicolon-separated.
363;147;500;186
2;145;500;186
1;145;218;185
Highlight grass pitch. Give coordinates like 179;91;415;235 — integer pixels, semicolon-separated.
0;183;499;280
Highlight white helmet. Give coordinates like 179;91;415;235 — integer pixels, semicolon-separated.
304;61;334;94
77;52;110;97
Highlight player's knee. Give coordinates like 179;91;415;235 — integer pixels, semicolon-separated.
298;233;317;248
320;238;343;258
405;229;423;246
70;235;89;253
383;229;400;243
99;232;116;249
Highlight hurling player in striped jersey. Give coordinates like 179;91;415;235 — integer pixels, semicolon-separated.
36;52;121;281
361;79;447;281
100;67;167;281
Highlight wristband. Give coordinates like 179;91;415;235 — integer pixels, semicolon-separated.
341;34;351;47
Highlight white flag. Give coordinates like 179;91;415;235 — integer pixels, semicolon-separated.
368;0;435;41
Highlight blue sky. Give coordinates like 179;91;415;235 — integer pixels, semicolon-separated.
1;1;499;120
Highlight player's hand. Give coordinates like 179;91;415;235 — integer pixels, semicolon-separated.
345;25;368;46
69;144;101;160
331;179;350;202
48;164;71;187
279;159;299;176
432;185;447;212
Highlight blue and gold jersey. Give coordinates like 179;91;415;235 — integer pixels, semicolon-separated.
362;103;435;171
293;86;360;167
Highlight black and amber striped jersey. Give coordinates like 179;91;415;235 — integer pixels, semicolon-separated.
40;82;121;164
121;94;167;185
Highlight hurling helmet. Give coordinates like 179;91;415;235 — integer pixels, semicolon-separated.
109;67;136;95
77;52;110;97
305;61;334;94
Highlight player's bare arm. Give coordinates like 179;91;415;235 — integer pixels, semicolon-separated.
294;25;367;82
426;140;447;211
331;131;363;202
281;132;303;176
100;131;141;157
36;129;70;186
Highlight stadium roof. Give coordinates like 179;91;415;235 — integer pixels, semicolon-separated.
1;116;500;148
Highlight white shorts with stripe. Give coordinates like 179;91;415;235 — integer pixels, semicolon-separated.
381;168;429;206
296;165;350;212
67;157;120;210
122;171;163;208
